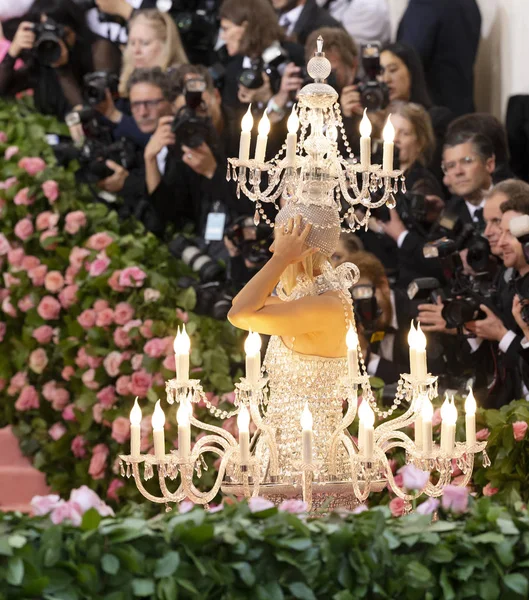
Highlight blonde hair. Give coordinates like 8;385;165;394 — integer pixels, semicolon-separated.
279;252;329;295
119;10;188;97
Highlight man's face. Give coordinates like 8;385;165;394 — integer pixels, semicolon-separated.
326;48;357;90
442;142;494;200
499;210;526;270
484;191;508;256
130;82;172;133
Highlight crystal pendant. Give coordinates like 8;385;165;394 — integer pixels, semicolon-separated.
144;462;153;480
120;460;125;477
226;164;231;181
400;176;407;194
236;183;241;199
253;210;260;226
386;193;396;209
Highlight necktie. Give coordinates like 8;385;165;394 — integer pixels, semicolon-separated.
473;207;485;232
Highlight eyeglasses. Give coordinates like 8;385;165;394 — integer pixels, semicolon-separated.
130;98;165;112
441;155;479;174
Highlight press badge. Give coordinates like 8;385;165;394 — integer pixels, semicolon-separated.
205;212;226;241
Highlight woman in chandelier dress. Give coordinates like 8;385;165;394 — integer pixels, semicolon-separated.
228;203;356;481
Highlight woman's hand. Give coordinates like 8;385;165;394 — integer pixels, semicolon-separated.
271;216;316;264
238;73;273;105
9;22;35;58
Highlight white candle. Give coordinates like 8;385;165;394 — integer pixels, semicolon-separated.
239;105;253;161
359;109;372;169
244;331;261;384
174;325;190;383
152;400;166;460
129;397;142;458
440;397;457;454
300;403;313;464
346;325;359;379
465;388;477;445
415;394;425;450
415;322;428;380
357;400;367;450
237;405;250;466
360;401;375;459
421;395;434;454
177;394;192;459
254;111;270;163
382;114;395;173
286;106;299;166
408;321;417;377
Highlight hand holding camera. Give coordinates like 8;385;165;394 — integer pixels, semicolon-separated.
97;159;129;193
182;142;217;179
274;63;304;109
465;305;507;342
238;72;273;106
9;22;35;58
144;116;176;162
512;295;529;339
340;85;363;118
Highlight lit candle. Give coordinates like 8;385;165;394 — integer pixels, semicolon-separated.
359;109;372;169
152;400;166;460
465;388;477;445
129;397;142;458
440;396;457;454
357;399;368;450
286;105;299;166
360;401;375;459
177;393;192;459
300;403;313;464
346;324;359;379
239;104;253;161
254;111;271;163
408;321;417;377
244;331;261;384
421;395;433;454
174;325;190;383
415;322;427;380
237;405;251;466
415;393;425;450
382;114;395;173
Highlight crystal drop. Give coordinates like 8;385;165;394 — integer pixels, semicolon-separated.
120;461;125;477
236;183;241;199
126;463;131;478
226;164;231;181
482;450;491;467
165;504;172;513
253;210;260;226
386;193;396;209
144;463;153;480
401;178;407;194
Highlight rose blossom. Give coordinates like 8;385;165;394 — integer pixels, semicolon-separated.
78;309;97;329
139;319;154;339
0;176;18;190
111;417;130;444
29;348;48;374
18;156;46;176
113;302;134;325
75;348;89;369
2;296;16;318
40;229;59;250
0;233;11;255
37;296;61;320
31;493;62;516
130;370;152;398
4;272;21;289
41;180;59;203
15;386;39;411
131;354;143;370
144;337;167;358
92;403;105;424
17;295;34;312
69;247;91;270
96;308;114;327
399;464;430;491
86;353;102;369
176;308;189;323
62;366;75;381
88;253;111;277
0;322;5;343
113;327;131;348
82;368;99;390
49;422;67;441
116;375;131;396
4;146;18;160
416;497;440;515
44;270;65;293
70;486;114;517
58;284;78;309
88;443;109;480
14;187;35;206
94;299;109;312
50;501;83;526
513;421;528;442
36;211;59;231
163;355;176;372
86;232;114;251
29;264;48;287
476;428;490;441
483;482;499;497
7;247;24;268
64;211;87;235
21;255;39;271
107;479;124;501
8;371;27;395
248;497;275;513
14;217;34;241
278;499;307;514
144;288;161;303
119;266;147;288
389;497;405;517
441;485;469;514
107;270;125;292
103;351;123;377
97;385;116;407
62;404;76;422
123;319;142;332
71;435;87;458
51;388;70;411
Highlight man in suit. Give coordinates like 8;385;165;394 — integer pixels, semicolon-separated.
397;0;481;117
271;0;342;47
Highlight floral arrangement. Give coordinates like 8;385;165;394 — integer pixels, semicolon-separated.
0;99;243;503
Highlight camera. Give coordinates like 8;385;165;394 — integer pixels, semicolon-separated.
357;44;389;111
30;20;66;66
225;215;272;268
171;78;215;149
238;42;290;94
351;284;381;335
83;72;119;106
177;277;233;320
169;0;220;65
169;234;224;282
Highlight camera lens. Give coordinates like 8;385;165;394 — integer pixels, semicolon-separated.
35;35;62;66
442;298;481;328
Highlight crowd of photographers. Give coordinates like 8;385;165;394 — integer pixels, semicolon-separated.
1;0;529;407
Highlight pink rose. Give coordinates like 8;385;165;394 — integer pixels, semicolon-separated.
8;371;27;395
399;464;430;491
116;375;131;396
123;319;142;332
86;353;102;369
140;319;154;339
144;288;161;303
59;284;78;309
86;232;114;251
248;497;274;513
97;385;116;407
51;388;70;411
92;403;105;424
144;337;167;358
107;270;125;292
42;381;58;402
50;501;83;526
103;351;123;377
15;386;39;411
0;131;6;142
119;266;147;288
107;478;125;501
513;421;528;442
70;486;114;517
0;322;5;342
114;302;135;325
40;228;59;250
4;146;18;160
21;255;40;271
483;482;499;497
69;247;91;270
18;156;46;176
77;309;97;329
75;348;89;369
95;308;114;328
4;273;21;289
29;264;48;287
130;370;152;398
113;327;131;349
2;296;17;318
41;180;59;203
7;247;24;267
82;368;99;390
37;296;61;320
416;497;440;515
44;270;64;293
278;499;307;514
31;494;62;516
62;404;77;422
176;308;189;323
29;348;48;374
476;428;490;441
17;295;34;312
14;217;33;241
88;252;111;277
111;417;130;444
221;416;238;437
130;354;142;371
62;366;75;381
163;354;176;372
14;187;35;206
88;443;109;480
93;299;109;312
389;497;405;517
0;176;18;190
0;233;11;255
36;211;59;231
441;485;469;514
49;422;67;441
71;435;87;458
64;211;87;235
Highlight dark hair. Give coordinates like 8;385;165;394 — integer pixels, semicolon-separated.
26;0;92;38
497;179;529;215
126;67;173;102
170;64;215;95
338;232;364;255
443;131;495;162
381;42;432;109
219;0;283;58
304;28;358;66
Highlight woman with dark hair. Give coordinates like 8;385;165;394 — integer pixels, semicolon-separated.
0;0;121;119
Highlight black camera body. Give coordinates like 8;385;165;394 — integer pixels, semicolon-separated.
169;234;224;282
225;215;272;268
171;0;220;65
171;78;215;150
30;20;66;66
83;71;119;106
351;284;381;336
238;43;290;95
357;43;389;111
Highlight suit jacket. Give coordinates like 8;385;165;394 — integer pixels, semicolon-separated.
397;0;481;117
506;95;529;183
291;0;343;46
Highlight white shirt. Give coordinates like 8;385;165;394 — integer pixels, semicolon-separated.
278;5;304;36
156;146;168;177
465;198;486;223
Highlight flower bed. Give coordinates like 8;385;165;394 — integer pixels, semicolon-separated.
0;496;528;599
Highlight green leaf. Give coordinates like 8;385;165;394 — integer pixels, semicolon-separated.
81;508;102;531
503;573;528;597
154;551;180;578
157;578;177;600
406;561;433;587
288;582;316;600
497;518;519;535
6;556;24;586
101;554;120;576
132;578;155;597
428;545;454;563
0;536;14;556
473;532;505;544
7;534;27;549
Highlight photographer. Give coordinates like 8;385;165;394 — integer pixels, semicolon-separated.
0;0;121;119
